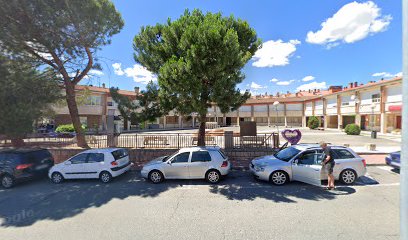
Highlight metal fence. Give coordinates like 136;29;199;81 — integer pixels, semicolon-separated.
0;133;280;150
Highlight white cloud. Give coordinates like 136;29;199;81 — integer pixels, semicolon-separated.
270;78;279;82
112;63;125;76
306;1;391;47
302;75;315;82
296;81;328;92
112;63;157;84
250;81;267;89
372;71;402;78
252;39;301;67
276;80;295;86
88;69;104;76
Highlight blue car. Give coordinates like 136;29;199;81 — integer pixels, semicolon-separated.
385;151;401;169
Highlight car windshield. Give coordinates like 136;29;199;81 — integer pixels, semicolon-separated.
274;147;301;162
162;151;179;162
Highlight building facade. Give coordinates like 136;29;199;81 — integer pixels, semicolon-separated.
52;77;402;135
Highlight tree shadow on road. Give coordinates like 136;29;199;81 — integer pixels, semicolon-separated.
0;170;357;228
209;171;356;203
0;171;179;228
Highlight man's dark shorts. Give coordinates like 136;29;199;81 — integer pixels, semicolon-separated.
323;162;335;174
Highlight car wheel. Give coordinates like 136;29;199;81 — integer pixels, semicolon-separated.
206;170;221;184
340;169;357;185
1;174;14;188
148;170;163;184
270;171;288;186
51;172;64;184
100;171;112;183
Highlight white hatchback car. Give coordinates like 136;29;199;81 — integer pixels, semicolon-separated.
250;144;367;186
141;146;231;184
49;148;133;184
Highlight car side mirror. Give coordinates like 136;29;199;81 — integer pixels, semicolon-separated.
167;161;172;165
65;161;72;165
293;159;299;164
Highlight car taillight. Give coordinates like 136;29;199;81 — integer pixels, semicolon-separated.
16;163;33;170
221;161;228;167
362;159;366;168
111;161;118;166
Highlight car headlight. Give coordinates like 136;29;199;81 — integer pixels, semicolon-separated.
254;166;265;172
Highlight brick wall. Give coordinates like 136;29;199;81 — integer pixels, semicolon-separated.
48;148;276;170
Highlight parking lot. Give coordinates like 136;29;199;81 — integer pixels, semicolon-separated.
0;166;400;240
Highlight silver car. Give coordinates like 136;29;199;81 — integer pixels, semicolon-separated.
141;146;231;184
250;144;367;186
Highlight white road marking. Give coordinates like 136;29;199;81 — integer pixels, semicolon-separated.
376;166;396;172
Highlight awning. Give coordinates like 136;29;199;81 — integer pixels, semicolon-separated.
388;105;402;112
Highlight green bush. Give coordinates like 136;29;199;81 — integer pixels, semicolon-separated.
55;124;86;133
307;116;320;129
345;123;361;135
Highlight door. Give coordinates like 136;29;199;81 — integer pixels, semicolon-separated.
291;151;323;186
85;153;105;178
63;153;89;179
189;151;211;179
163;152;190;179
396;116;402;129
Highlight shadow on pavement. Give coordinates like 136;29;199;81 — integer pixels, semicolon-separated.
0;170;357;228
209;171;356;203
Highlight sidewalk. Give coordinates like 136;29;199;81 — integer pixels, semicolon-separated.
359;154;387;165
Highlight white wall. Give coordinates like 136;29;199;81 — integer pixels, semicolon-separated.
386;85;402;103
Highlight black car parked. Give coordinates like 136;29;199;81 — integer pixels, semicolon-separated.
0;149;54;188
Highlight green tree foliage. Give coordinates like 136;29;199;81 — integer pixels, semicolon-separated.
307;116;320;129
0;0;124;148
0;58;61;146
55;124;86;133
133;9;261;145
109;81;165;128
345;123;361;135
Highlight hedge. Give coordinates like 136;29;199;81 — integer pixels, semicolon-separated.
307;116;320;129
345;123;361;135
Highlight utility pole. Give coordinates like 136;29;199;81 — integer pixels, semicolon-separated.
401;0;407;239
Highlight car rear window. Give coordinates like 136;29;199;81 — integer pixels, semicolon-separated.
111;149;129;160
332;149;355;159
25;150;52;162
218;150;227;159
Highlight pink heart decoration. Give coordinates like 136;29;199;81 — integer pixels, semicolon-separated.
281;129;302;145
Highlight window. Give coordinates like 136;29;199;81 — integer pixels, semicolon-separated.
297;151;316;165
70;154;88;164
171;152;190;163
274;147;301;162
107;102;113;106
218;150;227;160
372;94;380;103
332;149;355;159
191;151;212;162
87;153;104;163
84;95;102;106
341;102;350;106
112;149;128;160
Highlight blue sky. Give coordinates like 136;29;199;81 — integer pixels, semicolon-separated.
85;0;402;95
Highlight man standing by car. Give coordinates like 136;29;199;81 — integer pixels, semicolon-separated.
320;141;335;190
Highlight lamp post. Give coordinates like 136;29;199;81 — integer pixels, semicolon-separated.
273;101;280;134
370;103;377;139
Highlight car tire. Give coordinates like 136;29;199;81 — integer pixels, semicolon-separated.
51;172;64;184
148;170;164;184
340;169;357;185
269;170;288;186
1;174;15;188
206;169;221;184
99;171;112;183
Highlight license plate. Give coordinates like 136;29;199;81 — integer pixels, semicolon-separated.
35;164;48;170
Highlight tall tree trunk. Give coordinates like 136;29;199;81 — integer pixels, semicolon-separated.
65;82;89;148
11;137;25;147
197;115;206;146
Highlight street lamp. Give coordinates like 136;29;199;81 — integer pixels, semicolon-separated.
370;103;377;139
273;101;280;134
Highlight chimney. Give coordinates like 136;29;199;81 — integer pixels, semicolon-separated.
348;82;353;89
102;83;106;88
354;82;358;88
308;89;311;93
276;92;280;97
134;87;140;94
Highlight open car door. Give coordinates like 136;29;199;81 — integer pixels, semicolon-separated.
291;152;324;187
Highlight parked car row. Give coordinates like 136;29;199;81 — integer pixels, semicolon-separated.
0;144;368;189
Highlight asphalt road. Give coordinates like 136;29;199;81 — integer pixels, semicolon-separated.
0;166;400;240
